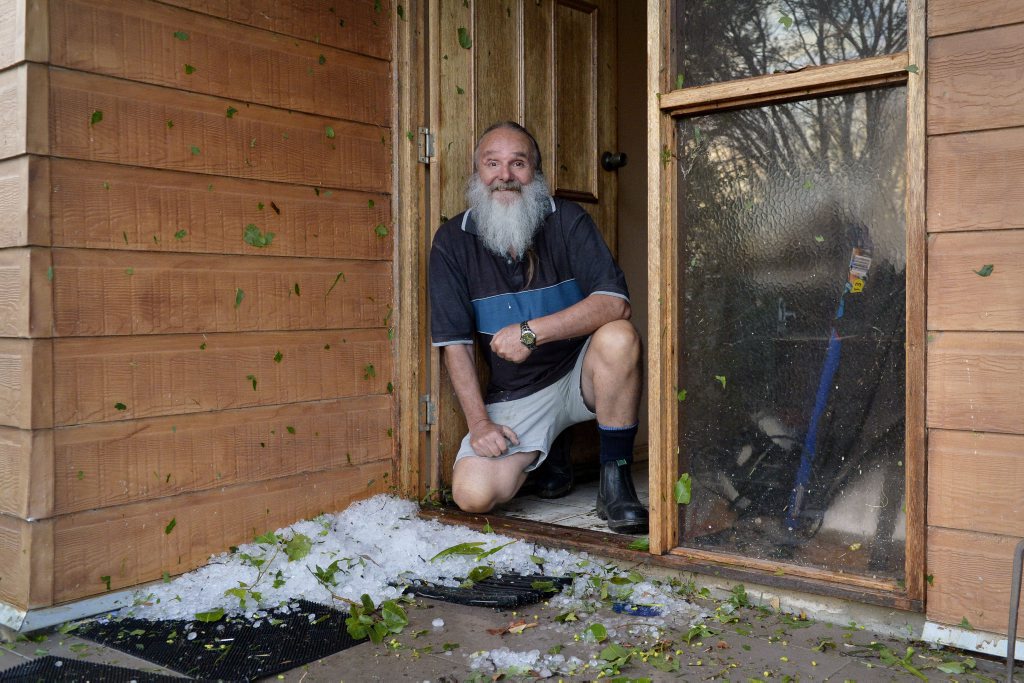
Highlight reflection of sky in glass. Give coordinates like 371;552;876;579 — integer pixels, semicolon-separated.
675;0;907;87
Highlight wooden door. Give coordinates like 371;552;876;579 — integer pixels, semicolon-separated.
426;0;618;491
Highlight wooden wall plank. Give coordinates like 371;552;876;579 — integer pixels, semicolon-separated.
0;156;51;248
0;247;30;337
0;0;48;80
0;338;52;429
928;128;1024;233
50;0;391;126
928;429;1024;536
48;68;390;192
160;0;393;61
928;230;1024;331
50;250;392;336
926;331;1024;434
928;24;1024;135
52;461;393;603
928;0;1024;37
927;527;1024;634
52;329;392;426
48;159;390;258
0;514;53;610
0;64;28;160
52;396;394;515
473;0;522;136
0;426;52;519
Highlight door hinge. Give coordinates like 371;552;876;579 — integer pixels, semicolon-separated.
419;394;437;431
418;127;435;164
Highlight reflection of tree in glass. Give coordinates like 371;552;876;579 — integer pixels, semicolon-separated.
675;0;907;87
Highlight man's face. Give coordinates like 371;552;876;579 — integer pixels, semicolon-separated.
475;128;536;204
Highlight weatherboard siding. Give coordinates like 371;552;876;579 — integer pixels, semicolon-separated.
925;3;1024;635
0;0;396;610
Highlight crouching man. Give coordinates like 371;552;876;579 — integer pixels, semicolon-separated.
427;121;648;534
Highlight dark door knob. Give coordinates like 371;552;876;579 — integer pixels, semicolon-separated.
601;151;628;171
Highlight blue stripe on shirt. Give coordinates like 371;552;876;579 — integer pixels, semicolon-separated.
472;279;584;335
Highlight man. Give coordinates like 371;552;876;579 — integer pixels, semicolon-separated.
428;121;647;534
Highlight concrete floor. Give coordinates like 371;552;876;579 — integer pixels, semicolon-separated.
0;584;1012;681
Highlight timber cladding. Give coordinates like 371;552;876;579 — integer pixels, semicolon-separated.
926;1;1024;634
0;0;397;610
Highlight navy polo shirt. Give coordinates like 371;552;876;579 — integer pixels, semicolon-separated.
429;196;629;403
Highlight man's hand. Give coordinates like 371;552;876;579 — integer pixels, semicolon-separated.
490;322;532;363
469;418;520;457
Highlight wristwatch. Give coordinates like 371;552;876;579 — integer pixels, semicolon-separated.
519;321;537;349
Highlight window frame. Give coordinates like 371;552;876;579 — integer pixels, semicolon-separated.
645;0;926;605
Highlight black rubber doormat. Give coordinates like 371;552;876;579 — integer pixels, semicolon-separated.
75;600;362;681
0;655;182;682
408;573;572;608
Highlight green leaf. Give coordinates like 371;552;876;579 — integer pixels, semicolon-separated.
174;229;187;240
475;539;517;560
293;282;300;296
243;224;275;248
381;601;409;632
714;374;727;388
284;533;313;561
374;223;389;238
77;470;84;480
974;264;994;277
184;64;196;74
386;381;394;394
628;537;649;551
162;570;171;583
585;623;608;643
103;181;111;190
167;120;174;128
325;125;336;139
779;14;794;28
455;85;465;95
114;402;127;411
406;130;414;142
47;266;54;281
937;661;965;674
397;5;406;20
286;425;295;434
529;554;545;565
90;110;103;126
318;54;326;65
958;616;973;630
906;64;919;74
274;351;283;363
199;341;207;350
430;541;484;562
363;363;376;379
925;573;934;585
482;519;493;533
674;473;692;505
165;518;177;534
101;575;111;590
226;106;238;118
253;531;278;544
676;388;686;402
234;288;245;308
195;608;225;623
246;373;257;391
325;271;346;299
466;566;494;583
124;267;134;276
675;73;684;89
457;26;472;49
173;30;189;41
599;642;630;662
190;145;201;155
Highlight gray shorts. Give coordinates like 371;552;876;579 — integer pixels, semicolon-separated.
454;337;596;472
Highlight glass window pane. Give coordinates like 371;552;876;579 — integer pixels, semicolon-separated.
674;0;907;88
675;88;906;581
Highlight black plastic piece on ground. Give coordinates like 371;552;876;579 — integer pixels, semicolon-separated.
0;655;182;682
407;573;572;608
75;600;362;682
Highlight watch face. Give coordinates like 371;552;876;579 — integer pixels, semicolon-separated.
520;326;537;347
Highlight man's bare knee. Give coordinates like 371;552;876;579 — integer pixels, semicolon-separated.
452;483;498;513
592;320;641;364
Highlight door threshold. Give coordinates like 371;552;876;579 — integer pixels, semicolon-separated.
418;507;920;612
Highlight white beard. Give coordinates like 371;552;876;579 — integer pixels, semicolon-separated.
466;172;551;259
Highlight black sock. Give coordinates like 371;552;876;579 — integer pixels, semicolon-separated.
598;423;639;466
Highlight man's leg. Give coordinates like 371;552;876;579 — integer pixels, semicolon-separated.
452;450;539;513
580;319;648;534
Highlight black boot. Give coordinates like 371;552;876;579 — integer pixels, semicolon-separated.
532;430;574;499
596;460;649;534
